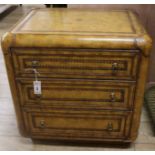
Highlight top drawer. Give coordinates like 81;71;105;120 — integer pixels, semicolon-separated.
12;48;139;80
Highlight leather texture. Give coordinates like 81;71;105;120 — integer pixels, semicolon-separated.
69;4;155;83
1;8;152;143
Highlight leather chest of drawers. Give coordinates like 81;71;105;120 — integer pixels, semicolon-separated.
1;9;152;143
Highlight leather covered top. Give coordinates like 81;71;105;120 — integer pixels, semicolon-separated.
1;8;152;56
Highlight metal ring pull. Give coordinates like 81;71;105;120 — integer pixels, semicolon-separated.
112;62;118;74
36;93;42;99
110;92;116;102
32;60;39;67
106;122;113;131
39;120;45;128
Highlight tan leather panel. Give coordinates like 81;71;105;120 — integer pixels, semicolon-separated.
1;8;152;142
25;110;132;140
17;79;135;111
12;48;139;80
13;9;134;34
1;9;152;56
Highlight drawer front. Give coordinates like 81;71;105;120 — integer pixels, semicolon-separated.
12;48;139;80
17;79;135;110
24;110;132;140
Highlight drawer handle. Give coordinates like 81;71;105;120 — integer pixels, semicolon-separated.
110;92;116;102
32;61;39;67
112;62;118;74
39;120;45;128
36;94;41;97
35;94;42;99
106;122;113;131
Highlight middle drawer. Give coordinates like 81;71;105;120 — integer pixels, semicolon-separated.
17;79;135;110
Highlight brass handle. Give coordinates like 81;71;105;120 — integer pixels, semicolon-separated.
32;60;39;67
112;62;118;74
35;94;42;99
110;92;116;102
106;122;113;131
40;120;45;128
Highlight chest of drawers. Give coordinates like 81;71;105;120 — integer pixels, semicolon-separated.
1;9;152;143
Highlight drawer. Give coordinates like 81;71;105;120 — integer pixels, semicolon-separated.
24;110;132;141
12;48;139;80
17;79;135;110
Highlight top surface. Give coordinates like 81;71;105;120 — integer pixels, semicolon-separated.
12;9;145;35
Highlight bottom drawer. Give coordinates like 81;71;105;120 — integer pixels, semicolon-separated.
24;110;132;141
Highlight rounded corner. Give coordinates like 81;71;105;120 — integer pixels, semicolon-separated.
1;32;14;54
136;34;152;56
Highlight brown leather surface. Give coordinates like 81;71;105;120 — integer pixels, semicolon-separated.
1;9;152;56
12;48;140;80
69;4;155;83
1;8;152;142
